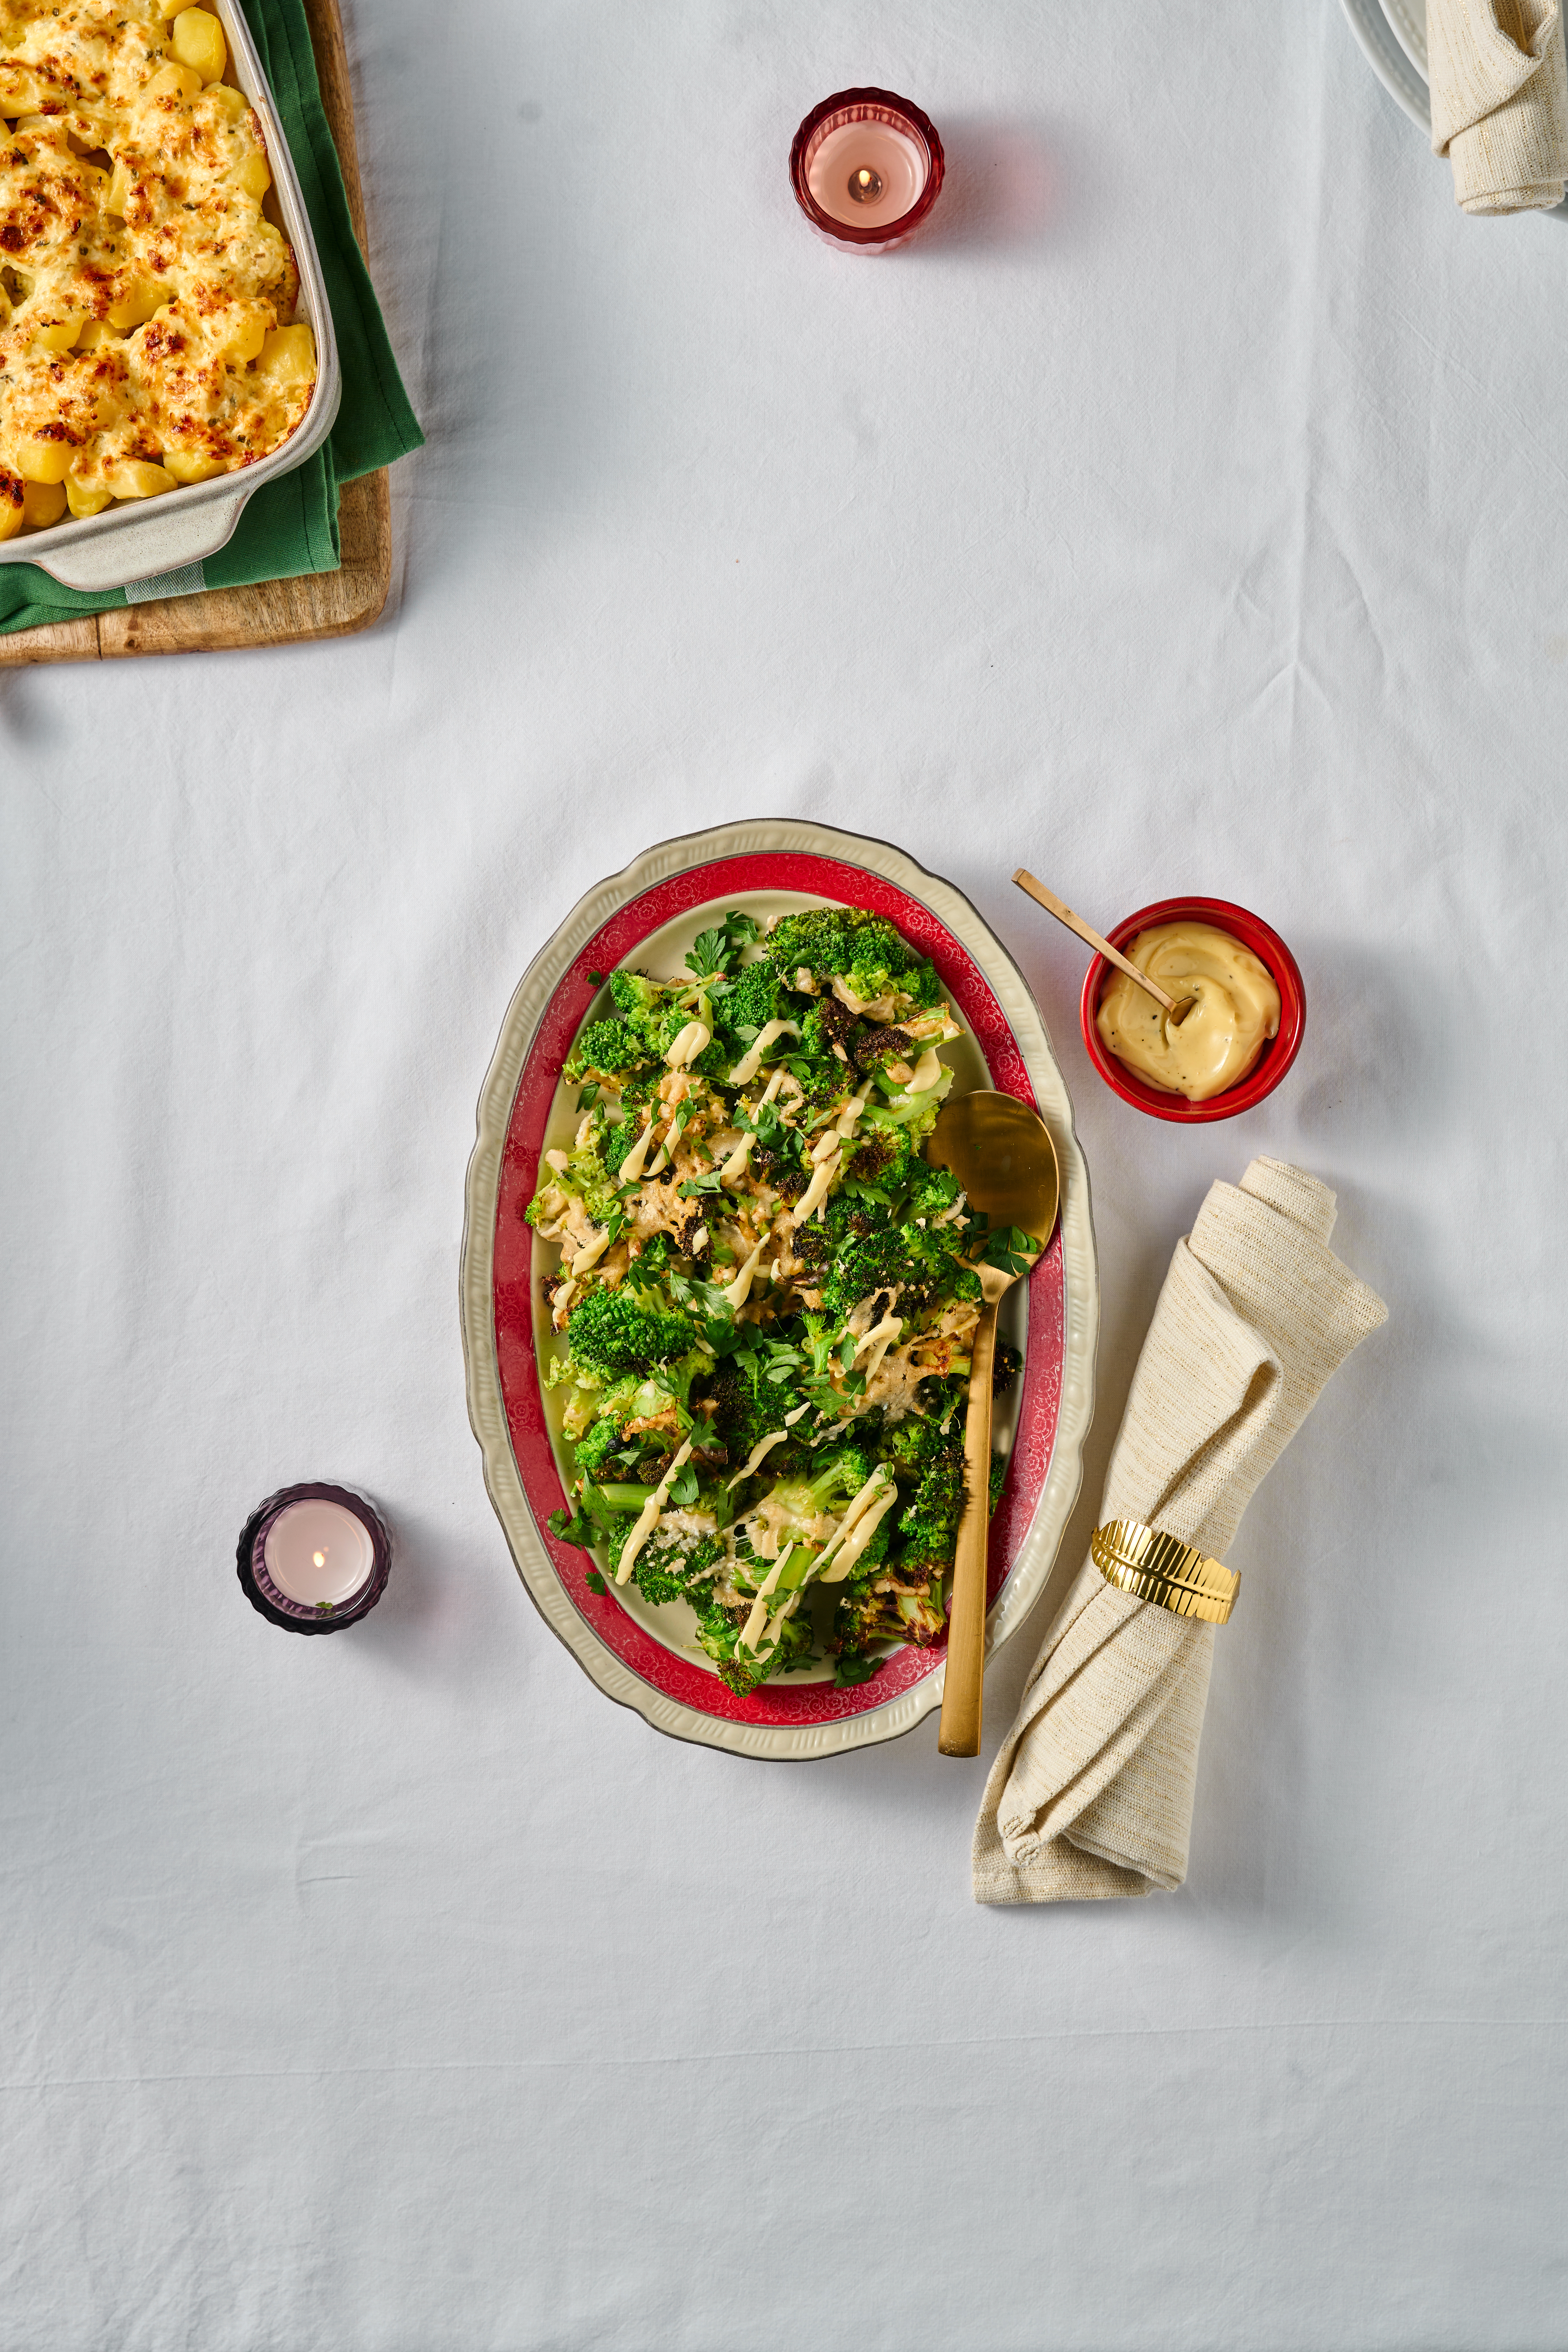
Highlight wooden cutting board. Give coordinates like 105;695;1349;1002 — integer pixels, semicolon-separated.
0;0;391;667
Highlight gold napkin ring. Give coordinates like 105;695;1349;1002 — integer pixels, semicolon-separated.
1091;1519;1240;1624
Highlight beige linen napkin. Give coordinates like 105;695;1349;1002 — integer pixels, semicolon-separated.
972;1159;1387;1906
1428;0;1568;213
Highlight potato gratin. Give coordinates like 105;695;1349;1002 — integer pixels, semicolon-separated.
0;0;314;538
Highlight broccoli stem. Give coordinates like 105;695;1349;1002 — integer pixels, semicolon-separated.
775;1543;811;1590
582;1482;656;1519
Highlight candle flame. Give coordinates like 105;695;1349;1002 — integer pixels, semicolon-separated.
313;1550;326;1567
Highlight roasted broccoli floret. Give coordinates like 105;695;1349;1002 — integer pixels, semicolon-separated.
689;1034;734;1083
887;1416;955;1475
606;969;685;1061
806;1446;876;1510
830;1589;884;1656
564;1017;655;1087
914;1373;968;1429
601;1121;645;1182
572;1414;677;1490
818;1218;979;1322
905;1162;966;1220
631;1531;724;1608
706;1355;836;1478
831;1576;946;1655
609;969;665;1024
573;1416;630;1478
852;948;940;1014
839;1123;914;1193
863;1073;952;1143
695;1595;815;1694
707;1353;795;1465
907;1217;982;1302
565;1287;696;1380
850;1022;915;1074
595;1509;643;1580
817;1228;906;1321
714;958;787;1043
763;908;941;1013
566;1120;628;1226
562;1365;694;1445
800;996;862;1065
880;1439;1006;1577
914;1448;965;1517
761;908;857;981
526;1109;625;1234
900;1450;965;1559
631;1551;689;1607
751;1448;879;1548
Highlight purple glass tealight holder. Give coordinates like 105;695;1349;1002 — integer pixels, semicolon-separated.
237;1483;391;1635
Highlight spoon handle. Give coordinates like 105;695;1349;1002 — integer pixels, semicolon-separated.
1012;869;1180;1019
938;1294;1000;1757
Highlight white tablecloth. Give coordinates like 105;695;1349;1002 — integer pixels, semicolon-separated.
4;4;1565;2345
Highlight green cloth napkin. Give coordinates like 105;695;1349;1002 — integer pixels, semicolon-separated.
0;0;423;638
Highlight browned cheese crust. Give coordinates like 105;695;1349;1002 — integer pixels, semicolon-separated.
0;0;314;529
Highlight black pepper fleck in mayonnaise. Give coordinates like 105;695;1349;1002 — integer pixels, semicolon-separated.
1096;922;1281;1102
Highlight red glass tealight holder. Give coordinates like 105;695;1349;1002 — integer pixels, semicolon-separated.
790;88;944;251
237;1483;391;1634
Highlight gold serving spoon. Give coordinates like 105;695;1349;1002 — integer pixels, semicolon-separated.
925;1091;1060;1757
1013;868;1196;1026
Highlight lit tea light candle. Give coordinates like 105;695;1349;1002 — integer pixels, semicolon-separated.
267;1499;373;1605
790;88;944;251
237;1484;391;1634
810;122;924;228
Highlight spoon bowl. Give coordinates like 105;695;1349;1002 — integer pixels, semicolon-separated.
926;1088;1061;1244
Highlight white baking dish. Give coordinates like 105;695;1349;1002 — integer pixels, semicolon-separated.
0;0;341;594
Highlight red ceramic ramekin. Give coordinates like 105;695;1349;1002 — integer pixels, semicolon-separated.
1079;896;1305;1124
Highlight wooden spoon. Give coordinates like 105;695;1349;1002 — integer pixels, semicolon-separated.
924;1091;1060;1758
1013;868;1196;1025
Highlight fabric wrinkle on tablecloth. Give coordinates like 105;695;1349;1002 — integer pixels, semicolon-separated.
1427;0;1568;212
972;1157;1388;1907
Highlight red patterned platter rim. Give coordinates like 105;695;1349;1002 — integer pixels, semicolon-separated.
460;821;1099;1761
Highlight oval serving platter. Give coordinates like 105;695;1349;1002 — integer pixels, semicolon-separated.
460;819;1099;1760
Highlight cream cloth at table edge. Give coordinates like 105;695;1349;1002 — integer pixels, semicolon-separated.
971;1158;1388;1908
1427;0;1568;214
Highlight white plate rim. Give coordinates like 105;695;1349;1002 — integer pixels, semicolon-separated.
1379;0;1429;79
1339;0;1432;128
459;818;1101;1762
